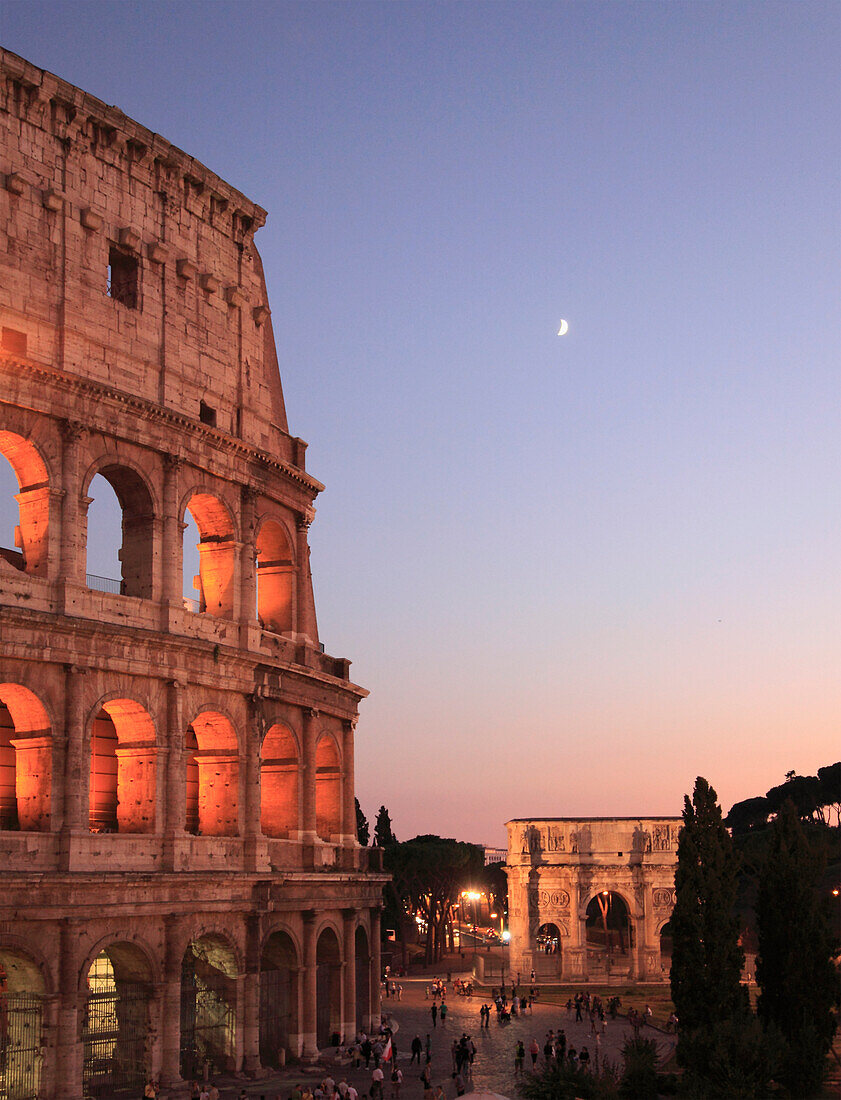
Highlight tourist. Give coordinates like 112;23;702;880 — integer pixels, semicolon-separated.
452;1070;465;1097
514;1040;525;1074
370;1064;384;1100
431;1003;438;1028
144;1082;158;1099
389;1066;402;1099
411;1034;422;1064
579;1046;590;1071
530;1037;540;1066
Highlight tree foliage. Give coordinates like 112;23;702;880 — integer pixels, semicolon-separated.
355;797;369;846
373;805;396;848
383;835;484;964
671;777;751;1084
756;800;838;1096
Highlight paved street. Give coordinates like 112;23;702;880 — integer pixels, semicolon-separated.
218;971;676;1100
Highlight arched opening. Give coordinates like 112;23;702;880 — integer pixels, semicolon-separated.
0;431;50;577
315;736;341;842
0;947;46;1099
89;701;157;834
86;467;155;598
536;922;561;955
183;493;236;618
585;892;632;974
0;684;52;831
315;927;342;1049
259;931;298;1068
260;724;299;838
187;713;239;836
659;920;673;974
256;519;294;634
180;936;237;1078
81;943;152;1098
354;926;371;1032
184;727;199;835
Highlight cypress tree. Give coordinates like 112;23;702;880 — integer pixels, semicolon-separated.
756;800;838;1095
671;777;752;1084
355;797;370;845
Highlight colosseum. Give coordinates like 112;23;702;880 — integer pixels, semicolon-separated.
0;48;387;1099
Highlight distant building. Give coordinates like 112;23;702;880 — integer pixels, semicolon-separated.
0;48;386;1098
505;817;680;983
483;845;507;865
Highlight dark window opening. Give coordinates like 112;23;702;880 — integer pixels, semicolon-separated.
199;401;217;427
1;328;27;356
107;247;139;309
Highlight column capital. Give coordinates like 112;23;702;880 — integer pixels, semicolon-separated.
60;419;85;444
162;451;183;473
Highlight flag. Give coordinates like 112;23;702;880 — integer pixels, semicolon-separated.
382;1037;392;1062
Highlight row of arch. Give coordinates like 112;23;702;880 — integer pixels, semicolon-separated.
0;423;301;633
0;683;344;839
0;922;373;1099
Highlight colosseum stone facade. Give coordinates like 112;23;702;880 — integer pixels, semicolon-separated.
0;48;387;1099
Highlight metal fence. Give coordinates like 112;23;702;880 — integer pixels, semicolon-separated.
81;983;149;1098
86;574;122;595
0;992;43;1100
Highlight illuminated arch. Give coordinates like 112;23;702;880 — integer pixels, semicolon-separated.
315;925;342;1048
0;942;47;1099
0;430;51;577
182;489;237;618
88;698;157;834
260;723;300;838
315;733;342;841
255;516;295;633
180;933;238;1077
185;712;240;836
0;683;52;831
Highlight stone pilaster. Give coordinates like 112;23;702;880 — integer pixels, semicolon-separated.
341;908;357;1041
58;664;85;870
301;910;319;1060
369;906;382;1032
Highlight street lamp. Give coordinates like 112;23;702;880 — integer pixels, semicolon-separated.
464;890;481;970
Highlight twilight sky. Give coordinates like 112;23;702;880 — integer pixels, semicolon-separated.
2;1;839;846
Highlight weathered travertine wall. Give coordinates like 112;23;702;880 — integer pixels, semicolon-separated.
0;48;386;1098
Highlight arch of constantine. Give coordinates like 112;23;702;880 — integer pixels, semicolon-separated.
506;817;680;984
0;49;386;1098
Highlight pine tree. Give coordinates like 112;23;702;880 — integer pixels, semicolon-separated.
756;800;838;1095
671;777;754;1085
373;805;396;847
355;797;370;846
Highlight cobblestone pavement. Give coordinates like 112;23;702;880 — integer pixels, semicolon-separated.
215;973;676;1100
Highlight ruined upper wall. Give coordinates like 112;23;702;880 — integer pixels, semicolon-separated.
0;48;298;462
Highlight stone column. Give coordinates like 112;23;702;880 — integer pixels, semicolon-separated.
59;420;84;585
59;664;85;870
341;909;358;1041
162;680;184;871
368;907;382;1032
295;514;318;645
341;719;356;846
161;454;182;608
240;486;258;625
159;915;186;1090
243;914;264;1076
301;708;318;844
243;696;266;871
55;919;83;1100
301;910;319;1060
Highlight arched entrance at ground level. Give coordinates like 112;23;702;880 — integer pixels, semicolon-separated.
354;926;371;1032
534;922;563;979
0;684;52;832
316;928;341;1049
585;892;632;974
180;936;237;1078
658;920;672;976
259;931;298;1068
0;946;46;1100
81;943;152;1099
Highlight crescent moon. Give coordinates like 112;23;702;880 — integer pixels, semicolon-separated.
557;319;569;336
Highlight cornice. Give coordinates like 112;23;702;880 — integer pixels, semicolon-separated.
0;354;325;499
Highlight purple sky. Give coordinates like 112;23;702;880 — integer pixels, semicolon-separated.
2;1;839;846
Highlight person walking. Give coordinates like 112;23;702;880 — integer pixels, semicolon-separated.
514;1040;525;1074
431;1003;438;1028
410;1035;422;1064
439;1000;448;1026
529;1038;540;1067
